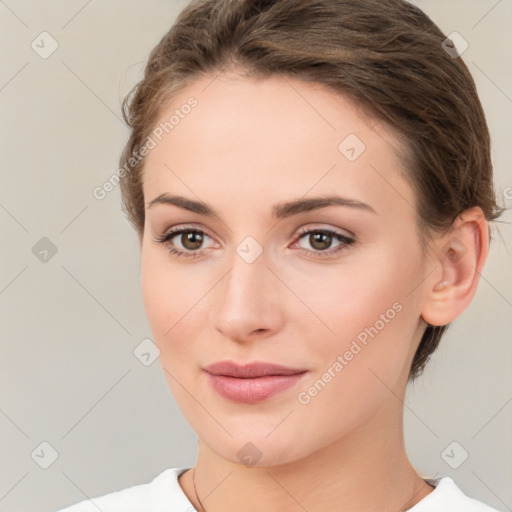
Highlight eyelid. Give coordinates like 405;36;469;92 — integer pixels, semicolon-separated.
294;223;355;239
153;224;217;245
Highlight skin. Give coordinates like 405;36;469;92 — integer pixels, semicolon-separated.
140;70;489;512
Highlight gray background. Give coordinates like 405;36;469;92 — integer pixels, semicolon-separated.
0;1;511;511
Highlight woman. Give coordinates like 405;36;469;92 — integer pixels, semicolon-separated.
56;0;505;510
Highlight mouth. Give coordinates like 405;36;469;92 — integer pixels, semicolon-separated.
203;360;308;378
203;360;309;403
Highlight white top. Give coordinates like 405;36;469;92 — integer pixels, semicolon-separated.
54;467;502;512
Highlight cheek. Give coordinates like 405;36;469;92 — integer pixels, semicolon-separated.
141;248;183;342
141;254;167;334
292;273;414;438
140;251;206;419
297;248;421;382
140;247;207;372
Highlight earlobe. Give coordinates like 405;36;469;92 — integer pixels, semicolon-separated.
420;207;489;327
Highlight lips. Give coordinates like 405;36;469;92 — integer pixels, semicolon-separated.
203;360;308;378
203;361;309;403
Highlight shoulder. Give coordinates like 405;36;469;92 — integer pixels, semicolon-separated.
53;467;192;512
409;476;502;512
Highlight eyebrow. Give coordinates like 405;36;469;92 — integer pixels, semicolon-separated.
146;193;377;219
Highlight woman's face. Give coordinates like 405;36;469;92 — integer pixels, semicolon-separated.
140;72;432;466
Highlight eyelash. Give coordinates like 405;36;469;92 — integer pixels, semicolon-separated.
153;226;356;260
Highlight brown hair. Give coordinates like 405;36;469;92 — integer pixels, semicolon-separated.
119;0;505;380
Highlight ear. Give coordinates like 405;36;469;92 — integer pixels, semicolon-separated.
420;207;489;327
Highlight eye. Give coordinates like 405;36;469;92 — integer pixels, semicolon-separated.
153;225;356;260
291;227;355;259
153;226;214;259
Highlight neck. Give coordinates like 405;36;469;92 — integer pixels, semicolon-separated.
180;394;434;512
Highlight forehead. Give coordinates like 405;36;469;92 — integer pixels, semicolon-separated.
142;72;415;219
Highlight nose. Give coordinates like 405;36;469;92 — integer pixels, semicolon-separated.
210;247;285;343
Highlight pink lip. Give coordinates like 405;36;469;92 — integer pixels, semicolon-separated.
203;360;309;404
